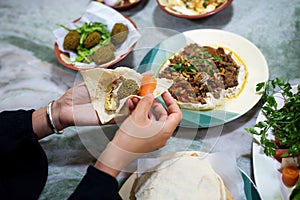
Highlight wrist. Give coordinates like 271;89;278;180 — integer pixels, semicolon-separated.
96;142;143;176
32;107;53;139
47;100;64;134
94;160;120;178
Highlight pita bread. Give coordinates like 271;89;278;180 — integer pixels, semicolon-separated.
135;156;233;200
81;67;173;124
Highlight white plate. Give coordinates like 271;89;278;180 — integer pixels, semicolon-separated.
252;85;299;200
138;29;269;128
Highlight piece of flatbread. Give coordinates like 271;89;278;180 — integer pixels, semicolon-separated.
81;67;173;124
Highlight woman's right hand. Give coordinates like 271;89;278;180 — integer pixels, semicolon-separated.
114;91;182;153
94;92;182;177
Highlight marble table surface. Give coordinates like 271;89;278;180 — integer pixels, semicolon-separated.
0;0;300;199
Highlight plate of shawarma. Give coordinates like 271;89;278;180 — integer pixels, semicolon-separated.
137;29;269;128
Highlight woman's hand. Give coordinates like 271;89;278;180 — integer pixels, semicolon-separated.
53;82;101;130
95;91;182;177
116;92;182;153
55;70;155;129
32;83;101;139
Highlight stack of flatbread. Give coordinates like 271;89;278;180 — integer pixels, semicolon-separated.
135;155;234;200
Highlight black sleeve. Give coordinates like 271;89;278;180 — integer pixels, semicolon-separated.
0;110;48;200
69;165;122;200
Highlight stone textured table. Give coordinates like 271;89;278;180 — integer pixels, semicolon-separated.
0;0;299;199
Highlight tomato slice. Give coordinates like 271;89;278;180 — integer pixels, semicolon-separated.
274;149;289;163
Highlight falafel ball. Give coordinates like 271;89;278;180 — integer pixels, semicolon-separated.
63;30;81;51
83;31;102;49
117;79;139;100
92;43;116;65
105;42;116;52
111;23;129;44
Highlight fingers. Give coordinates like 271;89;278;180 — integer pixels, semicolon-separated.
71;82;91;105
126;98;135;110
162;92;181;115
161;91;182;126
132;93;154;120
126;97;140;110
151;101;167;122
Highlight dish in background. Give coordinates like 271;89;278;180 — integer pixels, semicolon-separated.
54;15;137;71
137;29;269;128
156;0;233;19
252;85;299;200
96;0;142;10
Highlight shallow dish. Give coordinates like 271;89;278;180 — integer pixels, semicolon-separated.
53;2;140;71
156;0;233;19
137;29;269;128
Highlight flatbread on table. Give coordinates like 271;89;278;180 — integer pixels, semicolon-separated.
80;67;173;124
135;155;233;200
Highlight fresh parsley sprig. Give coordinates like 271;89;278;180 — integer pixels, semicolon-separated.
170;60;199;76
245;78;300;157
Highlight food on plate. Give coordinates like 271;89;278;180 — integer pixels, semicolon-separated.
61;21;111;62
135;154;234;200
245;78;300;190
139;76;157;96
111;23;129;44
63;30;81;51
60;21;128;65
83;31;102;49
92;43;116;65
158;43;246;110
164;0;226;15
80;67;173;123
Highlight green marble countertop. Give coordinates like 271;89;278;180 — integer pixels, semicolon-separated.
0;0;299;199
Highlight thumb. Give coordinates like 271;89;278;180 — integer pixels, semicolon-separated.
132;93;154;119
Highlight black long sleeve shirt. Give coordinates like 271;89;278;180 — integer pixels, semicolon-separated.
0;110;121;200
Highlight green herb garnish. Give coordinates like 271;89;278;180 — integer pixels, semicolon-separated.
213;55;223;61
245;78;300;157
170;60;199;75
202;0;207;8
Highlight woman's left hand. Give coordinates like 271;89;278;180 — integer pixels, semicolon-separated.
53;82;101;130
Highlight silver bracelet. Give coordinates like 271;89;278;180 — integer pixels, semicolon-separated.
46;100;63;134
